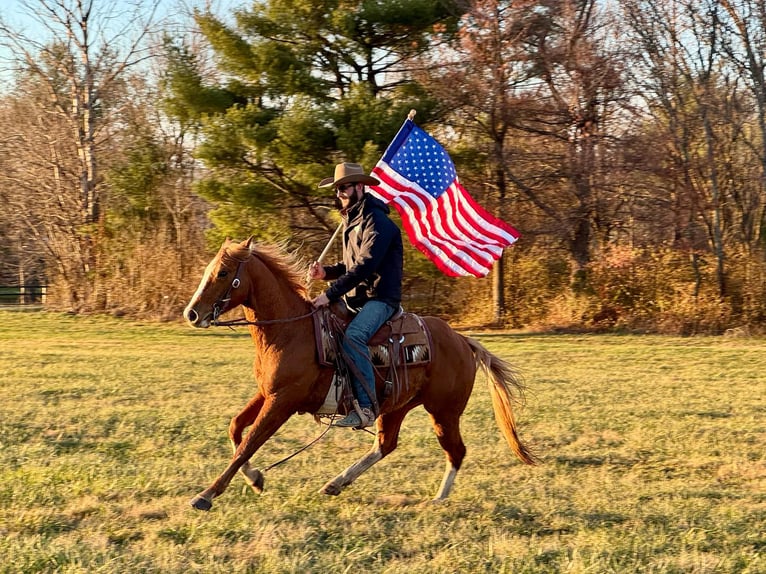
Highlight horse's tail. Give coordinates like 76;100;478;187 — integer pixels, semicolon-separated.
465;336;537;465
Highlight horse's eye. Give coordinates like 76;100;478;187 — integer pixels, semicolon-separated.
217;270;228;279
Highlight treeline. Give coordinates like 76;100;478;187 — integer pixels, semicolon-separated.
1;0;765;334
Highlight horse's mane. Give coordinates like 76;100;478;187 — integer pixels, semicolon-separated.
226;240;309;299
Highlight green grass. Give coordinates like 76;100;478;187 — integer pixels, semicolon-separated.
0;311;764;573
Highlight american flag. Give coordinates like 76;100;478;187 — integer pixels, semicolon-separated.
370;119;519;277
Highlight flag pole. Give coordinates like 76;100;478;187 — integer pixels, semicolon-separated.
317;222;343;263
316;109;414;264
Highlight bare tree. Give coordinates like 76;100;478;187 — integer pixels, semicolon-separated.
718;0;766;250
418;0;537;324
621;0;750;298
423;0;626;311
0;0;161;310
521;0;626;287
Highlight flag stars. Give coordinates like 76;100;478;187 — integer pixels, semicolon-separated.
387;126;460;196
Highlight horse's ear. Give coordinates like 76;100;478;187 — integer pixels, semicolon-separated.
245;235;256;249
219;237;232;253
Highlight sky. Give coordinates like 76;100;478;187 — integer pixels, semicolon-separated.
0;0;242;82
1;0;182;41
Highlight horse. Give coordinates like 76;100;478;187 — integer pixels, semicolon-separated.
183;236;536;511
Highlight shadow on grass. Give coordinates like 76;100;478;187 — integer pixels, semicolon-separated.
492;504;575;536
553;454;640;468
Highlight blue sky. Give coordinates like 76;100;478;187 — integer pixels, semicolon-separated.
0;0;242;86
1;1;175;39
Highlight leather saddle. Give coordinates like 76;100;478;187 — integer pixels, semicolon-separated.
311;301;433;416
313;301;432;369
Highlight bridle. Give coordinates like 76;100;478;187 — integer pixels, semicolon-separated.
210;252;319;327
211;255;248;323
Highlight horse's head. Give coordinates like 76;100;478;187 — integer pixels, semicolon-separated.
183;237;255;328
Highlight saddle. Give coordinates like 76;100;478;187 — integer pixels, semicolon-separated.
312;301;433;416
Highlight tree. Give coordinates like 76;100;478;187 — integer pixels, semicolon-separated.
419;0;626;323
162;0;463;254
102;72;210;317
621;0;752;298
0;0;161;311
0;99;47;290
718;0;766;250
511;0;625;283
416;0;537;324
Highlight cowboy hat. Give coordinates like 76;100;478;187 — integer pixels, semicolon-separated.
318;162;380;188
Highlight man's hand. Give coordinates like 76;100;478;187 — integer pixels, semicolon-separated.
307;261;326;282
312;292;330;307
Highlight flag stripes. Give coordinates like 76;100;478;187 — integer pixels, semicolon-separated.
369;119;519;278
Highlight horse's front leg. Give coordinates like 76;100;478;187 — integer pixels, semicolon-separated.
228;392;267;495
191;398;293;511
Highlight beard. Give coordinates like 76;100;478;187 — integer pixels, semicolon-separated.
345;192;361;209
336;189;361;211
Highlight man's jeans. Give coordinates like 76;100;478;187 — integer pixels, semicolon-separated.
342;300;396;410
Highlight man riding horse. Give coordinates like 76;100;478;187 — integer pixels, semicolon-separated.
308;162;404;429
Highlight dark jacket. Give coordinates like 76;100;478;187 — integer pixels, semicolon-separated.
323;193;403;310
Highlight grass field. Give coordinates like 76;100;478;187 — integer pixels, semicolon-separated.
0;310;764;573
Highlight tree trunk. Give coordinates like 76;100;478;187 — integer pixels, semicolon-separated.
493;255;505;325
492;159;507;324
702;108;727;297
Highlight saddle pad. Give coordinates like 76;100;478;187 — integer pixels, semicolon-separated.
314;307;432;369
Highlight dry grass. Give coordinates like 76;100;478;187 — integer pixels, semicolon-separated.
0;312;764;573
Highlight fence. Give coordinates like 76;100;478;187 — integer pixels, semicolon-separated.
0;285;47;306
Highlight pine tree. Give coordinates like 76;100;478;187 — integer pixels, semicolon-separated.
162;0;462;248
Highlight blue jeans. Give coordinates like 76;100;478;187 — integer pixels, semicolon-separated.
342;300;396;410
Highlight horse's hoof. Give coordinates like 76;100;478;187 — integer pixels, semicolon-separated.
320;482;342;496
190;495;213;511
245;468;265;493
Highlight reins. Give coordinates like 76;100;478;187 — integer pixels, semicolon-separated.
260;406;376;473
212;307;319;328
261;420;334;472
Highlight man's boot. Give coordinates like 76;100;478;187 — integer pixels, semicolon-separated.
334;401;375;428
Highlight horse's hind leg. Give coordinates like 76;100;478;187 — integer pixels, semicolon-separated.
429;410;467;501
229;393;266;494
321;406;410;496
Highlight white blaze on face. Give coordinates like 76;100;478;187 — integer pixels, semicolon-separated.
183;258;218;322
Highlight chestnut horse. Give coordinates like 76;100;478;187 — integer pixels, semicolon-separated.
183;237;535;511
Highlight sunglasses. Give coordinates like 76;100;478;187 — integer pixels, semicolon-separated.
336;183;357;194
